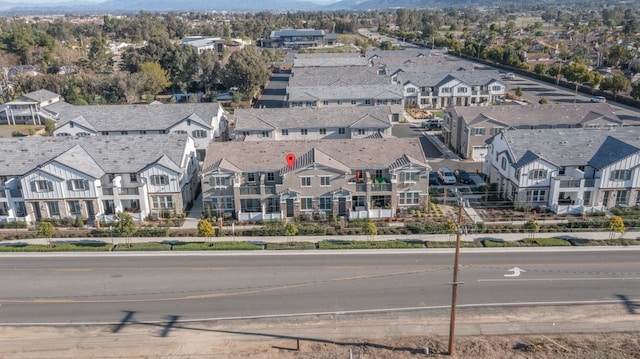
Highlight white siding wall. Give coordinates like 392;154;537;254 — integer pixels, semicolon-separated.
140;166;181;193
598;153;640;188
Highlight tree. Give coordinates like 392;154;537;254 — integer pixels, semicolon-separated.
43;118;56;136
514;86;523;97
284;223;298;245
137;61;170;96
608;215;626;239
523;218;540;239
114;212;137;247
198;218;215;245
630;82;640;100
538;97;548;104
601;75;630;100
38;221;56;247
87;35;111;72
222;47;269;101
363;221;378;241
533;63;547;75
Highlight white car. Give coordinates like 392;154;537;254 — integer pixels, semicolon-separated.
591;96;606;103
503;72;516;80
437;167;457;185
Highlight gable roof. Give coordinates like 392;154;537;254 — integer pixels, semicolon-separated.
287;85;403;102
19;89;61;103
233;106;393;131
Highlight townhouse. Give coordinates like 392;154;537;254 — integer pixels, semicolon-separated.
0;134;199;224
285;84;405;110
486;127;640;214
445;103;624;160
201;137;431;222
265;29;338;49
53;102;227;161
0;89;62;125
391;64;506;110
232;106;394;140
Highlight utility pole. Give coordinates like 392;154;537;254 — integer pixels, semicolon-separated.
447;201;464;356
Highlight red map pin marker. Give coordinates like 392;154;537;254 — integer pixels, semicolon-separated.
286;153;296;169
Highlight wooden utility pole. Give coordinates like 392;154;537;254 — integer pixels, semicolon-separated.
448;202;464;356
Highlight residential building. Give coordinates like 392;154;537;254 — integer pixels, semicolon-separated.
486;127;640;214
391;64;506;110
0;89;62;125
182;36;224;53
53;102;228;161
292;53;369;68
445;103;624;160
265;29;338;49
286;84;404;109
289;66;390;87
232;106;395;140
0;134;199;224
201;137;431;222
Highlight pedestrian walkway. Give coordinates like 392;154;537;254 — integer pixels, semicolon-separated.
181;192;203;229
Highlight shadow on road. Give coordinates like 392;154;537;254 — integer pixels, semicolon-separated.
615;294;640;315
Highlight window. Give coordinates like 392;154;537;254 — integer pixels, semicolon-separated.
501;158;507;170
211;197;234;212
68;179;89;191
261;131;269;138
130;173;138;182
617;190;629;205
151;195;173;209
358;129;365;135
150;175;169;185
32;180;53;192
319;197;332;211
242;131;250;136
491;85;501;91
558;167;566;175
472;127;486;136
101;131;109;135
529;169;548;180
192;130;207;138
301;177;311;187
247;173;256;183
337;100;343;105
266;172;275;182
338;128;346;135
306;101;315;107
375;169;383;179
525;189;546;202
301;197;313;210
441;87;451;93
407;87;416;93
320;176;331;186
47;201;60;216
209;176;231;187
399;192;420;205
400;172;419;182
610;170;631;181
323;100;329;106
281;129;289;136
68;200;81;215
365;99;371;105
301;129;308;135
583;191;592;206
240;199;261;212
490;127;504;135
351;100;357;105
319;128;326;135
121;131;128;135
458;87;468;93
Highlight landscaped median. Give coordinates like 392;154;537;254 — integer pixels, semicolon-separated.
1;237;639;252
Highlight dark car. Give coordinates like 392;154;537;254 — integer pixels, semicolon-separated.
455;169;472;184
429;172;440;185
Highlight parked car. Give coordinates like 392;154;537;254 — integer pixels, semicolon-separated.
437;167;457;185
591;96;606;103
421;118;443;129
429;172;440;185
503;72;516;80
455;169;472;184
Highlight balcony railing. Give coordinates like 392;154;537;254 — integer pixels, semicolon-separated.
264;186;277;195
371;183;392;192
9;189;22;197
584;179;596;187
0;191;6;198
355;184;367;192
119;188;139;195
239;186;260;195
102;188;114;195
559;180;581;188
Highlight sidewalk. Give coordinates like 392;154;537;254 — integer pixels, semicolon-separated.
3;230;638;246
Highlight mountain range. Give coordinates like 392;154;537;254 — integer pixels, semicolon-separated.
1;0;475;14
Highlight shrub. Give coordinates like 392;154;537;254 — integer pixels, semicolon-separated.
2;221;29;229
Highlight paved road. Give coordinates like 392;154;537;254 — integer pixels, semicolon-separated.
1;248;638;325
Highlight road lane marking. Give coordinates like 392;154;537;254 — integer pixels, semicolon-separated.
504;267;525;277
479;277;640;282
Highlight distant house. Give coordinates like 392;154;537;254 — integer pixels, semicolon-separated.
232;106;394;141
0;89;62;125
182;36;224;53
265;29;337;49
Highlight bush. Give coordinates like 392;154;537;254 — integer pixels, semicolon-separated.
523;237;571;246
134;227;170;237
1;221;29;229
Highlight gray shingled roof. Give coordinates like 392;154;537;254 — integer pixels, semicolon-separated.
55;103;222;131
19;89;60;103
233;106;393;131
203;137;430;173
502;127;640;169
293;55;369;67
271;29;324;38
0;134;190;176
287;85;403;102
458;103;622;127
290;67;390;87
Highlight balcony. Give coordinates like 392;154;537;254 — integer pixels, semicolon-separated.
102;188;114;196
119;188;139;195
264;186;277;195
584;179;596;187
371;183;392;192
559;180;581;188
0;191;6;198
355;184;367;192
9;189;22;197
239;186;261;195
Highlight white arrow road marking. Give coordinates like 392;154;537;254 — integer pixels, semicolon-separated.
504;267;525;277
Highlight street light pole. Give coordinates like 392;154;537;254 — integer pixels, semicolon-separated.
447;202;464;356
